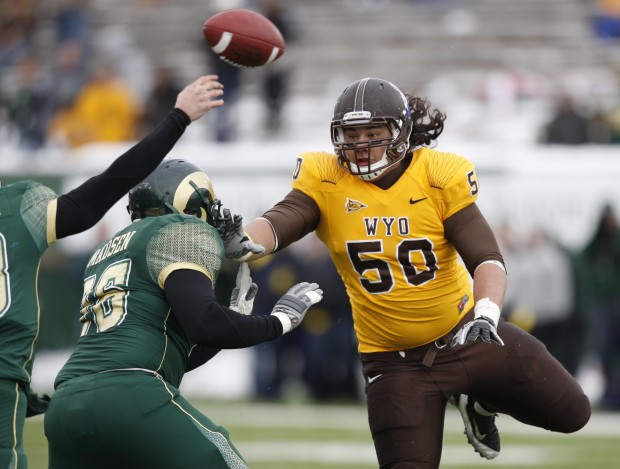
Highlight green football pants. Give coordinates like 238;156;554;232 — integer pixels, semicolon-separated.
0;379;28;469
44;370;249;469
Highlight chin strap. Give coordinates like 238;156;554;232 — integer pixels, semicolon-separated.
350;150;390;181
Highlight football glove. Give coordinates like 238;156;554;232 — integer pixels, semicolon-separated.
215;208;265;261
271;282;323;334
25;387;51;417
229;262;258;315
451;298;504;348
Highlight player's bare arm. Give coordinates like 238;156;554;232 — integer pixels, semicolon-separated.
244;218;277;256
473;262;507;311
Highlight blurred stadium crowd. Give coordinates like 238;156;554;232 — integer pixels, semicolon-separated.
2;0;620;151
2;0;620;409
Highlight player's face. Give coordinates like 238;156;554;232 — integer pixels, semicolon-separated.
342;125;392;167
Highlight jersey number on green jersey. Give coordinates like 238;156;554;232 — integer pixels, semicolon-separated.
81;259;131;335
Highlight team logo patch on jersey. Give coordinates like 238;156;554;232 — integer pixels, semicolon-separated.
345;198;367;213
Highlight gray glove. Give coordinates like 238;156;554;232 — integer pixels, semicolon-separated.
451;316;504;348
271;282;323;334
229;263;258;315
215;208;265;261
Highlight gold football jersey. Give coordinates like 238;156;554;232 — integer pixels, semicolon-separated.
292;148;478;352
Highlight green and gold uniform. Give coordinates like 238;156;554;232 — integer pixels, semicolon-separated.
1;108;207;468
45;214;249;469
0;182;59;382
0;182;58;467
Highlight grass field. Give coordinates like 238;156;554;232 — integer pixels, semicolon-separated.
24;399;620;468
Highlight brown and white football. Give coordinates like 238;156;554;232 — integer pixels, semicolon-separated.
203;9;286;68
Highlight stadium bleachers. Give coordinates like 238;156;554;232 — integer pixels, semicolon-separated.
80;0;618;98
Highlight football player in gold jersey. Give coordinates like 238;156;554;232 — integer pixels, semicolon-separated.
221;77;591;468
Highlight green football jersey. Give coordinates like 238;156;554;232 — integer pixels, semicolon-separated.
55;213;224;388
0;180;58;383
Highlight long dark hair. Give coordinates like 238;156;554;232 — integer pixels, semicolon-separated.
406;94;446;148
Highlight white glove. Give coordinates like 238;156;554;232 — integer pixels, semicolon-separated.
216;208;265;261
229;263;258;315
271;282;323;334
451;298;504;348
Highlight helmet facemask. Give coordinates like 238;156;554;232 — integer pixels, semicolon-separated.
169;173;220;225
333;118;410;181
331;78;413;181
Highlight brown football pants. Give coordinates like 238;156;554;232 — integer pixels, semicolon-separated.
360;311;591;469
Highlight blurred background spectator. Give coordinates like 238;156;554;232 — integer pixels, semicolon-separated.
94;23;153;106
539;94;592;144
259;0;297;137
47;58;141;148
201;0;248;142
208;54;242;142
5;54;53;153
505;227;582;375
50;39;89;116
49;0;91;116
576;203;620;410
593;0;620;41
247;234;361;402
139;66;182;136
0;0;37;68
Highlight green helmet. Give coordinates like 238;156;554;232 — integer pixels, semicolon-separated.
127;158;220;224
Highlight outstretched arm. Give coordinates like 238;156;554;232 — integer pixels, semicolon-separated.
164;268;321;370
54;75;224;240
222;189;320;261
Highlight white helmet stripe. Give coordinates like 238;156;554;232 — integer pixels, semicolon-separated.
354;77;371;113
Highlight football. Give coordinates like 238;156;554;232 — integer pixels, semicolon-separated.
203;9;286;68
